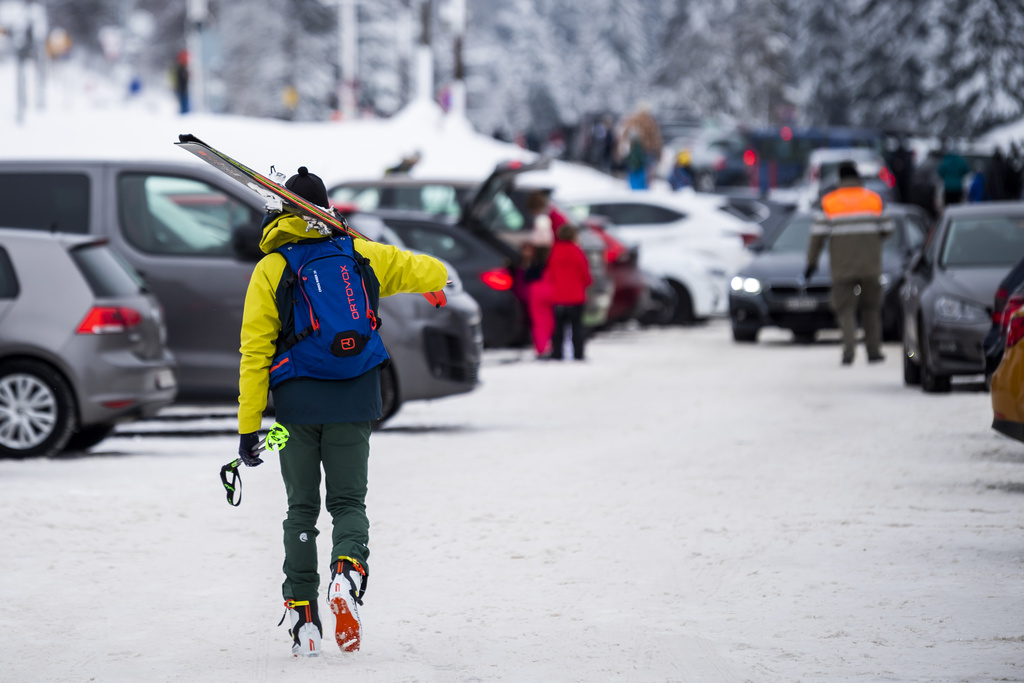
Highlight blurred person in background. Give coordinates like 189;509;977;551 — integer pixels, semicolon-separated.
938;143;970;206
986;148;1008;201
523;190;556;357
669;149;694;190
384;151;421;176
888;137;914;203
805;161;894;366
616;104;663;190
968;159;988;202
173;49;189;114
545;223;593;361
1008;142;1024;199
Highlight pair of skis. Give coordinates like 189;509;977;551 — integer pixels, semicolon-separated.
175;134;447;308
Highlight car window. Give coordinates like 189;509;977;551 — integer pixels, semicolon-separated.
883;218;902;255
419;185;461;216
0;173;90;234
475;190;526;232
769;214;814;252
589;203;684;226
394;227;470;262
118;174;257;256
0;247;19;299
565;204;591;224
69;243;143;297
940;215;1024;268
904;213;928;251
331;186;381;211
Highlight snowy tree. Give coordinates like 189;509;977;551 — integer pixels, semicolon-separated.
790;0;854;126
845;0;939;132
651;0;792;126
927;0;1024;136
218;0;335;121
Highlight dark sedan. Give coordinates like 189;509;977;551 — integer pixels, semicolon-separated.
729;204;930;343
902;202;1024;392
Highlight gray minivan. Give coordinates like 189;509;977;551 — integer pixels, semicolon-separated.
0;161;482;423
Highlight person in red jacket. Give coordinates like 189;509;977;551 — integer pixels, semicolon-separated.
544;223;592;360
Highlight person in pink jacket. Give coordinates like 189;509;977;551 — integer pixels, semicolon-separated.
543;223;592;360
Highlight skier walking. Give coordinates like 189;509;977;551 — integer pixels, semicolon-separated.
236;167;447;656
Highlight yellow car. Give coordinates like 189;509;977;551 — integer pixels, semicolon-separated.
991;305;1024;442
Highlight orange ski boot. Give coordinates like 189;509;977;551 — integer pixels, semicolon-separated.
329;556;367;652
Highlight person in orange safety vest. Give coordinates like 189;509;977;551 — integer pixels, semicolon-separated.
805;161;895;365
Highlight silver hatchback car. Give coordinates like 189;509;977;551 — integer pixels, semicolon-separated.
0;229;176;456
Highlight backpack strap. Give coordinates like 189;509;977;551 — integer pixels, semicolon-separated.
274;262;315;355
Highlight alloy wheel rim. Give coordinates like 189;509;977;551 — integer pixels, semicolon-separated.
0;374;58;450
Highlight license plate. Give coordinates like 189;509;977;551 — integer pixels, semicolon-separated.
155;369;177;390
784;297;818;312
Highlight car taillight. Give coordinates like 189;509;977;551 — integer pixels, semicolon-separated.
76;306;143;334
997;293;1024;332
993;288;1009;323
1007;315;1024;349
879;167;896;189
743;150;756;166
480;269;514;291
591;226;628;264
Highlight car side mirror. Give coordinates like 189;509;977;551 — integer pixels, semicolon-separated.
232;222;265;262
908;250;931;274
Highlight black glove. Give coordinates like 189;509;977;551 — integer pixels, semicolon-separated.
238;432;262;467
803;265;816;281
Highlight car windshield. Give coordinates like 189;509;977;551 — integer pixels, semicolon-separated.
769;215;814;252
770;213;900;254
940;215;1024;268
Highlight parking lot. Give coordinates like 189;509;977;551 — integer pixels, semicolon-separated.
1;321;1022;682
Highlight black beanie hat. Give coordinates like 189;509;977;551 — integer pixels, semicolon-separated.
285;167;330;208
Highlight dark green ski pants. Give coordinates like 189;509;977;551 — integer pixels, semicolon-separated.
279;421;371;601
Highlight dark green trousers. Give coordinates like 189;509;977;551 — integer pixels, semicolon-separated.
830;278;883;360
278;421;372;601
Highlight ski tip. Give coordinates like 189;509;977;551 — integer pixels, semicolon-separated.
177;133;203;145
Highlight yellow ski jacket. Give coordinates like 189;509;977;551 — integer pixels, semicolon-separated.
238;214;447;433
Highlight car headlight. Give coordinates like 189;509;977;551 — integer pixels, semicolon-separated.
934;295;987;324
730;276;762;295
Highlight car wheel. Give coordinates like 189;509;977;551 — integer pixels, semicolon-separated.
373;363;400;430
732;325;758;343
918;327;951;393
0;359;77;458
64;424;116;452
668;282;695;325
883;304;903;342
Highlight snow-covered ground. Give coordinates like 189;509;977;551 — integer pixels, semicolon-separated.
1;323;1022;682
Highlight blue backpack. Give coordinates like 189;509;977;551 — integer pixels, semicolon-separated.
268;236;389;389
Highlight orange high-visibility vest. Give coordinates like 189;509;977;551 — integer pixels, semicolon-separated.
821;186;883;219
